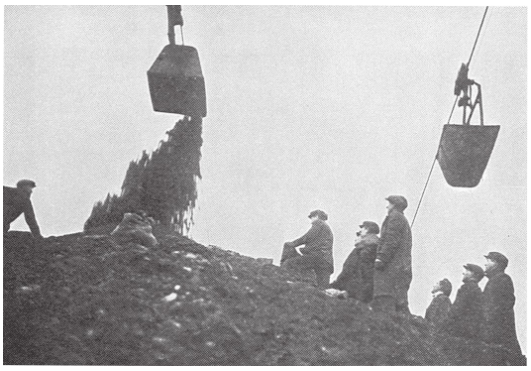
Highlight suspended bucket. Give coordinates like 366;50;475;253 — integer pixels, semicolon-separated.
147;44;207;117
437;124;499;188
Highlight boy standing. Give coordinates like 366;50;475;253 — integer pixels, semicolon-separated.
425;278;452;330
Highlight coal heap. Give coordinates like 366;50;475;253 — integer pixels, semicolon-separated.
3;228;524;365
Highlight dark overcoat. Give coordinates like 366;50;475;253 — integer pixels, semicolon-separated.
373;208;412;308
425;293;452;329
481;270;521;355
3;186;41;236
443;280;483;339
330;233;379;302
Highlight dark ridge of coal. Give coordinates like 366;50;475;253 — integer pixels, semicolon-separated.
3;228;525;365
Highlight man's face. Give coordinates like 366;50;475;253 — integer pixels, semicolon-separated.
359;226;368;237
431;282;442;294
462;269;474;281
484;258;497;273
20;185;34;197
386;201;394;213
309;215;319;223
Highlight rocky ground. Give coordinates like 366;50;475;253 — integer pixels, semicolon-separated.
3;227;525;365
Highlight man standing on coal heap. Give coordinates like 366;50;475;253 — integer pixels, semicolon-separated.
481;252;523;363
281;210;334;289
371;195;412;314
4;179;43;240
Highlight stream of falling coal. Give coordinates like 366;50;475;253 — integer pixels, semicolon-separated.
84;116;203;234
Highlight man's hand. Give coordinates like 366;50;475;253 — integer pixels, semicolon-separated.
33;234;44;242
374;259;385;270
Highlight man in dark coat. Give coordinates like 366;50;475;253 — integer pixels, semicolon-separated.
371;195;412;314
443;264;484;339
481;252;522;358
4;179;43;239
329;221;379;302
281;209;334;289
425;278;452;330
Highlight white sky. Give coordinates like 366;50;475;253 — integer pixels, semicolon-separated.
3;5;527;352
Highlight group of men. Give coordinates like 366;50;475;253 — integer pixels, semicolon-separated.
3;181;524;360
279;194;523;359
425;252;522;361
281;195;412;313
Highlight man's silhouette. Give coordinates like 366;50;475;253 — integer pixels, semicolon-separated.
4;179;43;239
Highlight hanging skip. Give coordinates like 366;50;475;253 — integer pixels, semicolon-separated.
437;64;499;188
147;5;207;117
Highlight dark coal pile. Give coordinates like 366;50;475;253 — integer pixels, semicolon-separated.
3;228;523;365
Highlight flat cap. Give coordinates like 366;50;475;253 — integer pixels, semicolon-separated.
16;179;37;188
308;209;328;221
359;221;380;234
463;263;485;279
386;195;408;211
484;252;509;268
437;278;453;296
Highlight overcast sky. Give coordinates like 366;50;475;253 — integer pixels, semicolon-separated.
3;6;526;351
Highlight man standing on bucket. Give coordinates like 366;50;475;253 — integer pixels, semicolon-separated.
371;195;412;314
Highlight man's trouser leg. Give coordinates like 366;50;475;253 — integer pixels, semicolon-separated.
395;281;411;314
314;258;333;289
371;295;396;313
396;301;411;315
315;269;331;289
282;255;316;283
280;243;299;266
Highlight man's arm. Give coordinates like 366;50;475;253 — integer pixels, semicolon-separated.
490;275;516;311
447;285;468;320
24;200;42;238
376;214;404;267
290;223;319;248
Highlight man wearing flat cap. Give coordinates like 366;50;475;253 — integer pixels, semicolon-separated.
281;210;334;288
371;195;412;313
329;221;380;302
4;179;43;240
443;264;484;340
481;252;522;359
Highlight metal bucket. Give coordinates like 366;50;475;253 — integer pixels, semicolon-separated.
147;44;206;117
437;124;500;187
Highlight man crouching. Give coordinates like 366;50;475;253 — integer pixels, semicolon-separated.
111;210;158;247
4;179;43;240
